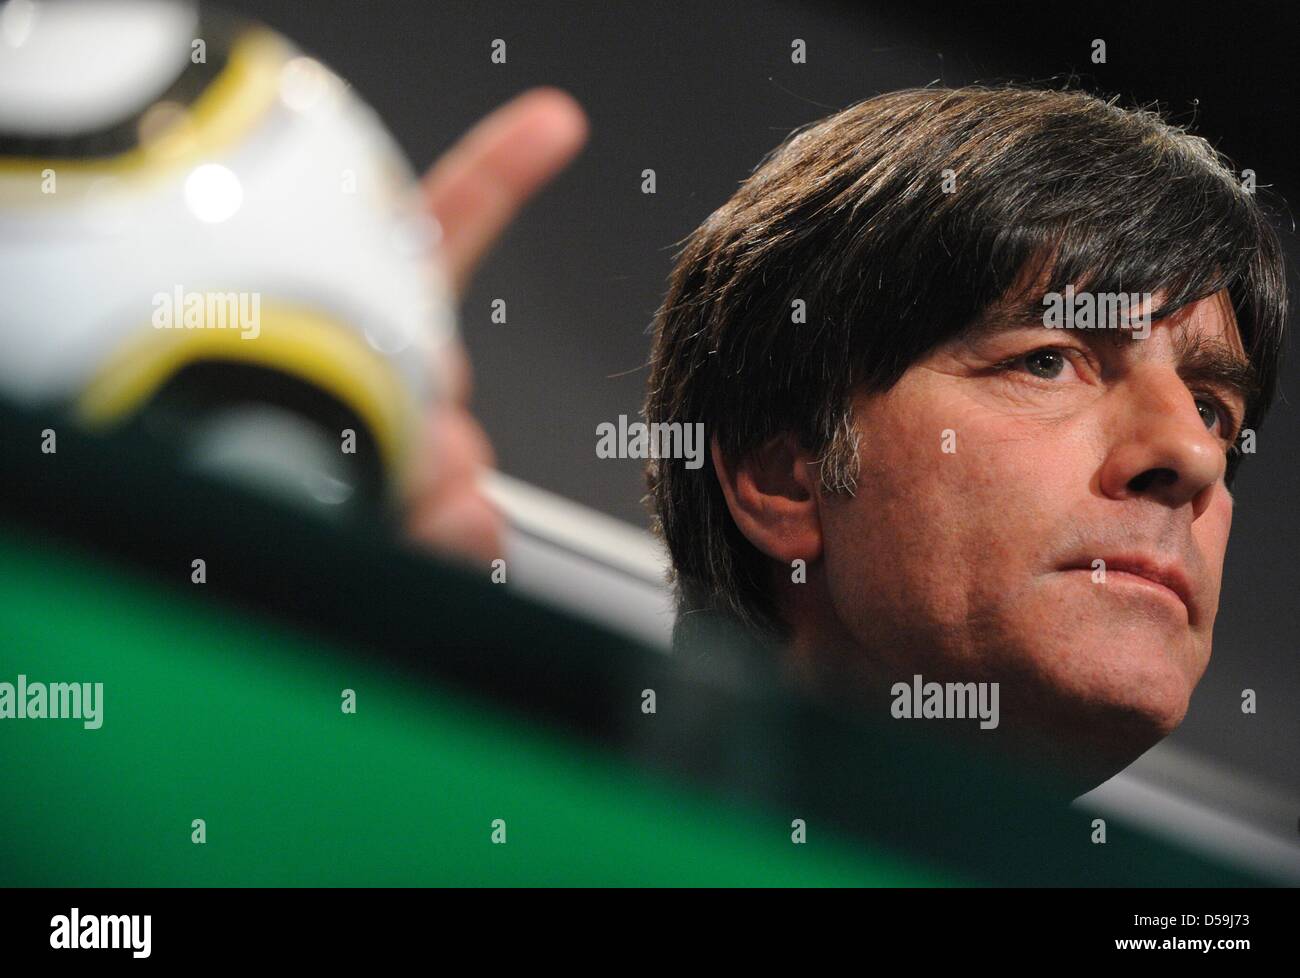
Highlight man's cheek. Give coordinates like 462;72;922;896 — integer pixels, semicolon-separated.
921;407;1044;506
1205;488;1234;550
1195;495;1234;628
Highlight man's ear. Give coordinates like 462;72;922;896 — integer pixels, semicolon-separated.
711;432;823;565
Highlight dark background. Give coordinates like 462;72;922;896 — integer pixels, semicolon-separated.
220;0;1297;791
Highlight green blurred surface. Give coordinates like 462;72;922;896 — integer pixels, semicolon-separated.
0;525;947;886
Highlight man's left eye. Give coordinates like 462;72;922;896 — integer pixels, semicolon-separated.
1194;395;1231;438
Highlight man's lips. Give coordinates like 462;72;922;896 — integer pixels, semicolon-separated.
1059;554;1197;621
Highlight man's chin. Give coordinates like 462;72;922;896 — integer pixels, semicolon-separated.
991;660;1196;797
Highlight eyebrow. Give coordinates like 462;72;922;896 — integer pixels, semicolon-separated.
1173;332;1260;412
964;304;1261;411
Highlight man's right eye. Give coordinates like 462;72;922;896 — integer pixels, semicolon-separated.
1021;349;1067;379
997;347;1072;380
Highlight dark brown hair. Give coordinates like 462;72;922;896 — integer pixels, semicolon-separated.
644;85;1288;638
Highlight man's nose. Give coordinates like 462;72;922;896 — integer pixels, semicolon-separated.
1098;367;1226;517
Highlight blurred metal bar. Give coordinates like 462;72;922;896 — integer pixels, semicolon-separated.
482;470;676;648
1076;742;1300;884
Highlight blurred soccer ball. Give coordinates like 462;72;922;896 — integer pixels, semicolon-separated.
0;0;456;516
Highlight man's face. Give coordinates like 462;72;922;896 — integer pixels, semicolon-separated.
808;290;1250;789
